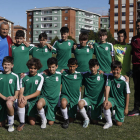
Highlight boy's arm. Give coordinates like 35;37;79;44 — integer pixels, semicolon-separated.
0;93;7;101
103;86;110;107
52;41;57;54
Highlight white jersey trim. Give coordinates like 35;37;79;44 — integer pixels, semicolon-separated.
107;42;114;56
37;73;44;91
11;72;20;90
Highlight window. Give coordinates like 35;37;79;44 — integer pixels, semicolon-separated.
54;17;57;20
29;25;32;28
54;24;57;27
54;10;57;13
65;17;68;20
65;10;68;13
35;31;38;34
54;30;57;34
129;12;133;16
35;24;39;28
122;21;125;24
129;20;133;24
65;24;68;27
130;3;133;7
115;5;118;8
29;38;31;41
104;19;107;22
79;25;81;28
29;31;31;35
114;13;118;16
36;18;39;21
122;4;126;8
36;11;38;14
115;29;118;32
29;19;32;22
29;12;32;15
79;18;81;21
79;12;81;14
35;38;38;41
130;29;133;32
122;12;126;16
115;21;118;24
104;25;107;28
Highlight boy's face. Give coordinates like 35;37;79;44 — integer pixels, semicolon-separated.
2;62;13;73
48;64;58;74
112;67;122;78
61;32;69;41
99;35;107;42
79;40;88;47
29;65;38;76
68;64;78;74
118;33;126;43
89;65;99;75
15;37;24;45
39;37;47;47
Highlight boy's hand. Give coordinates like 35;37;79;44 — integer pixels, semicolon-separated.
12;42;16;46
124;75;129;83
99;70;104;75
60;69;65;73
7;96;16;101
47;44;53;50
103;100;109;108
88;43;93;49
43;69;49;75
124;108;128;115
23;41;30;47
73;44;77;50
20;73;25;78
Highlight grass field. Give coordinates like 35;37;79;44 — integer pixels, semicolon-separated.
0;78;140;140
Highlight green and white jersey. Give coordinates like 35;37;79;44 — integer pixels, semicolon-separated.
20;73;44;102
41;71;61;107
83;72;106;105
12;44;34;73
53;39;74;71
113;44;132;75
29;46;53;73
106;75;130;108
94;42;114;73
61;70;83;105
73;45;94;72
0;72;19;98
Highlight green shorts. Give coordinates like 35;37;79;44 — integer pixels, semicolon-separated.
108;97;125;122
82;97;102;120
61;95;78;119
39;96;56;121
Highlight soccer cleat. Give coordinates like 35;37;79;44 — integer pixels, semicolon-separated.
41;119;47;129
8;125;14;132
17;123;25;132
103;123;113;129
62;119;69;129
83;119;90;128
127;109;140;116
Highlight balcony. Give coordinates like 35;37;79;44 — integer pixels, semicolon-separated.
41;10;52;15
41;17;52;21
41;23;52;28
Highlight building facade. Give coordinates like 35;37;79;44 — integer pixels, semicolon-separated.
26;7;101;44
109;0;137;43
0;16;14;40
100;15;110;30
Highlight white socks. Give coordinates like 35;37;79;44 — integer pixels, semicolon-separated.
80;107;89;120
61;107;68;120
7;115;14;125
18;107;25;123
103;108;112;124
38;108;46;121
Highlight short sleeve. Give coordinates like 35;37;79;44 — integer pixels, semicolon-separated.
109;43;114;56
37;74;44;91
20;78;25;88
125;82;131;94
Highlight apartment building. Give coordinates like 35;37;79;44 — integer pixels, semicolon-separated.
26;6;101;44
0;16;14;40
13;25;27;42
100;15;110;30
109;0;137;43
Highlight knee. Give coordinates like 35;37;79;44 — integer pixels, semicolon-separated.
61;99;67;109
37;101;43;110
48;121;54;125
18;101;25;108
116;121;122;126
6;101;13;109
78;100;84;109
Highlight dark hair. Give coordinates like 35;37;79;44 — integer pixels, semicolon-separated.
136;19;140;26
15;30;25;38
68;58;78;65
117;29;127;38
111;61;122;69
2;56;13;64
79;32;88;41
26;58;42;70
38;33;47;40
99;29;107;36
60;27;69;33
89;59;99;67
47;57;58;66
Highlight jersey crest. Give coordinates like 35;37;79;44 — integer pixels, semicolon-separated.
9;79;13;84
68;42;71;46
117;83;120;88
56;76;59;81
105;47;108;51
45;48;48;52
35;80;38;85
74;74;77;79
97;76;100;81
87;48;89;53
22;46;25;50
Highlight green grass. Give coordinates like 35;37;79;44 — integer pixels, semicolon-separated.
0;78;140;140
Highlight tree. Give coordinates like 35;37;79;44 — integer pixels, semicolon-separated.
68;36;77;44
50;36;59;46
106;30;115;44
88;30;95;40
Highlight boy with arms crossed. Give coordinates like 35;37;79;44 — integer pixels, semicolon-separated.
0;56;20;132
37;57;61;128
78;59;106;128
103;61;130;129
60;58;83;129
17;58;44;131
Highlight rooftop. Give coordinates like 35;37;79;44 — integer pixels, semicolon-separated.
0;16;14;24
14;25;27;30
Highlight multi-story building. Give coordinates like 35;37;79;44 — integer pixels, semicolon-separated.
0;16;14;40
26;6;101;44
109;0;137;43
13;25;27;42
100;15;110;30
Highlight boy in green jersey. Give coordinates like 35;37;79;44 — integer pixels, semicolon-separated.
78;59;106;128
0;56;20;132
37;57;61;128
113;30;132;76
17;58;44;131
103;61;130;129
93;29;114;74
60;58;83;129
30;33;54;73
12;30;34;79
73;33;94;73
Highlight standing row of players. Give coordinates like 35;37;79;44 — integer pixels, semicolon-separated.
0;27;131;132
